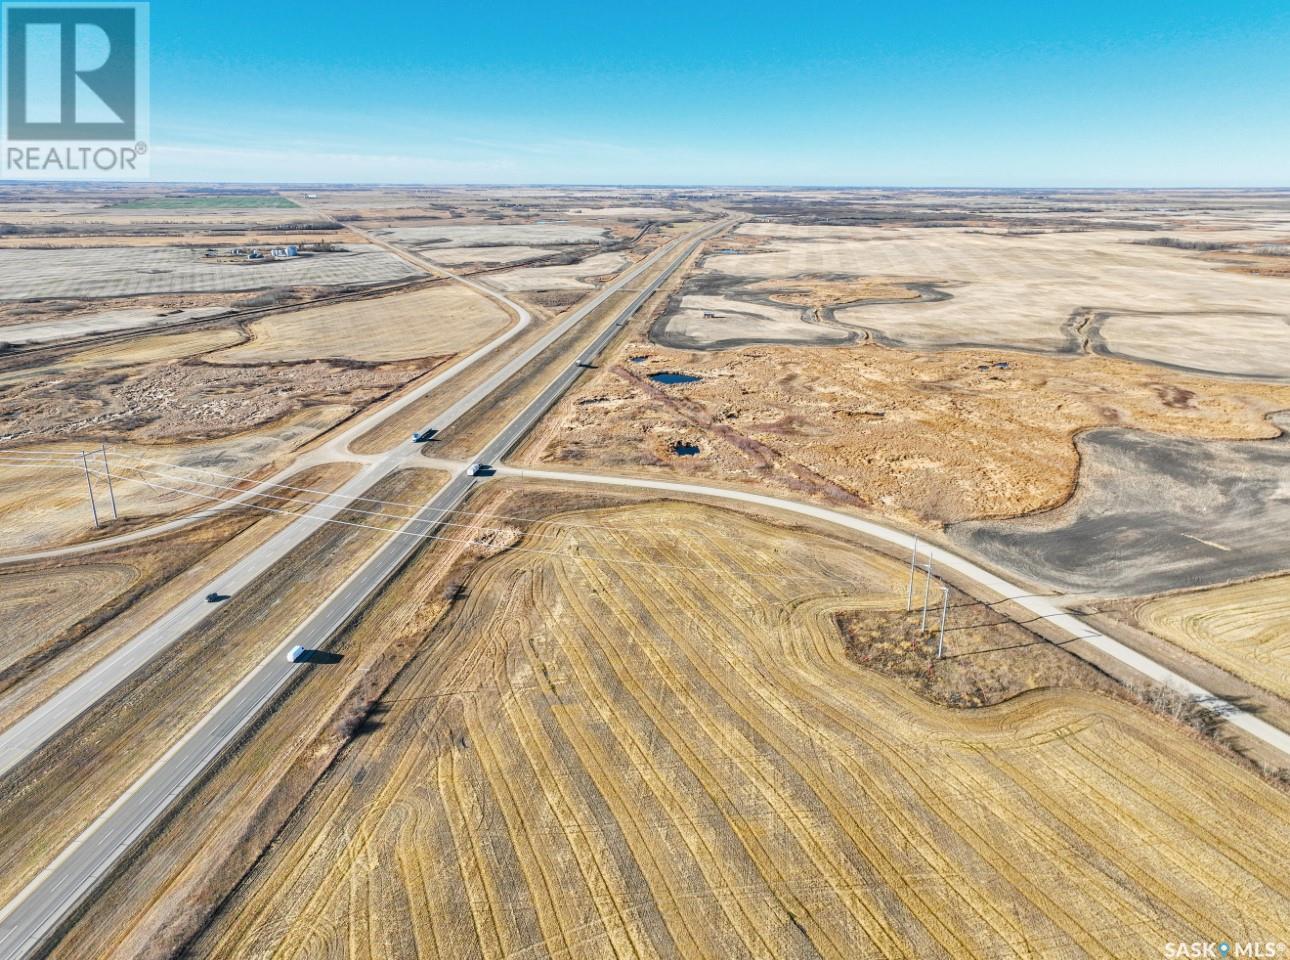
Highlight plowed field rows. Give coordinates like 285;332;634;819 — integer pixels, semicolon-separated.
196;502;1290;959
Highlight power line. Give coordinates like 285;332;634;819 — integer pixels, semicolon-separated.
906;539;950;656
79;463;863;590
0;447;775;546
0;449;915;592
94;446;737;535
79;452;100;529
94;458;735;553
100;443;118;521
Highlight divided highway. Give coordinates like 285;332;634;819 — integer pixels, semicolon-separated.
0;221;712;777
0;258;537;567
0;218;728;959
2;212;1285;960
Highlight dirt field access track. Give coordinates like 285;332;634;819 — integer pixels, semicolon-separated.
195;502;1290;959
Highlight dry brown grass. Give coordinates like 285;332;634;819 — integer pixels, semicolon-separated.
525;339;1290;524
837;593;1114;709
753;275;923;307
0;308;441;550
191;500;1290;959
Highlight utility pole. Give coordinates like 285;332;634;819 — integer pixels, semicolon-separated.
905;535;920;611
81;452;100;529
100;443;118;521
920;551;935;632
936;583;950;658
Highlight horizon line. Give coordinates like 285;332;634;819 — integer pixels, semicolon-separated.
9;180;1290;192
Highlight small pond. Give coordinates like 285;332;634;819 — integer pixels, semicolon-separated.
673;443;701;456
649;372;702;384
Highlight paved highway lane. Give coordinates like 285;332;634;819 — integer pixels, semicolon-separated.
0;469;477;960
0;262;535;568
0;463;402;776
0;218;729;959
0;222;715;778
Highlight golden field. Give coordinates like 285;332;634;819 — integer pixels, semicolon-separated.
194;501;1290;959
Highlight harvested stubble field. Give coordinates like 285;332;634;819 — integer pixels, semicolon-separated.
210;283;513;363
486;252;634;292
655;224;1290;379
1100;576;1290;703
0;231;357;249
193;499;1290;959
1092;311;1290;380
0;467;445;911
0;304;230;345
110;195;299;210
0;280;357;342
375;223;612;251
0;245;417;299
50;481;607;960
523;339;1290;525
48;483;630;960
404;244;556;265
0;204;333;238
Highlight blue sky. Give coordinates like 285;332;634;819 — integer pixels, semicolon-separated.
147;0;1290;185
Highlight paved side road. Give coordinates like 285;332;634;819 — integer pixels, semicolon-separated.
0;218;729;960
0;260;536;568
0;222;711;779
496;465;1290;762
